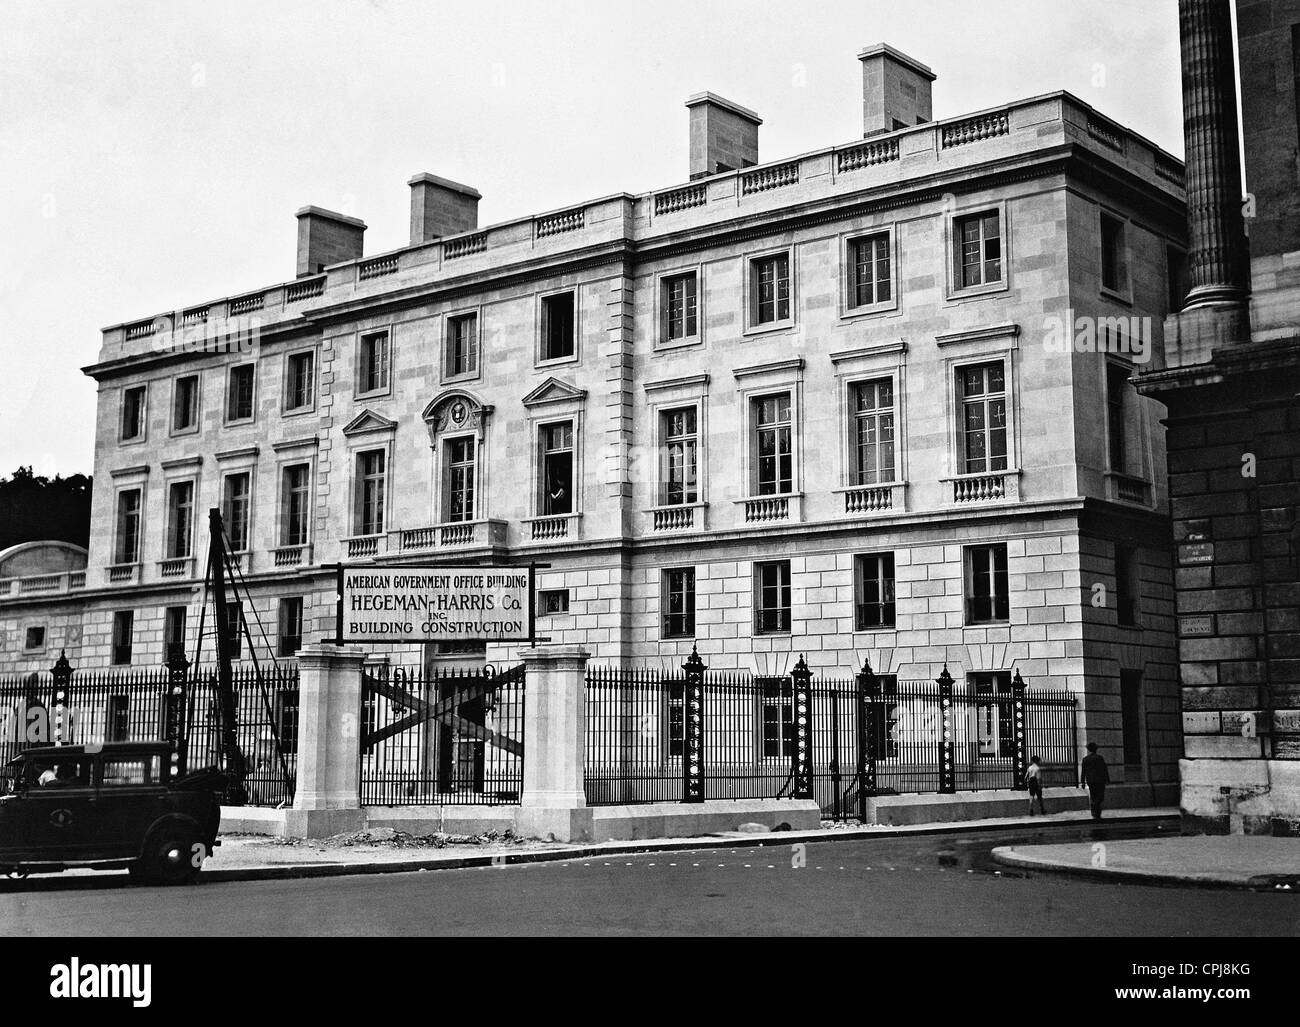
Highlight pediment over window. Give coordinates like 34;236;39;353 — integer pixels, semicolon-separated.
422;389;493;439
521;377;587;409
342;409;398;437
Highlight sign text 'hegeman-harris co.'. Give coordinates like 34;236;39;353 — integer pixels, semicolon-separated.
336;566;534;643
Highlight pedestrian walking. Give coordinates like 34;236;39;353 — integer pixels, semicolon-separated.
1025;755;1047;815
1080;742;1109;819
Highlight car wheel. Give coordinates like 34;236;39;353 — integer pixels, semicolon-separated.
140;822;202;886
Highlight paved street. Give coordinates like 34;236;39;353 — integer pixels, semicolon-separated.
2;822;1296;936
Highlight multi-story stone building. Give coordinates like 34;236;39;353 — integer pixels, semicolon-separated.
1;46;1188;792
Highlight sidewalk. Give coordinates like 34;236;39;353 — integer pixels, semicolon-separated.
992;835;1300;890
187;806;1175;883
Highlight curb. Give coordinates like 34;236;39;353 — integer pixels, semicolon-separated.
990;846;1300;892
196;809;1179;885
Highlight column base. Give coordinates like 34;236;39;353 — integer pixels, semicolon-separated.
281;808;366;840
514;807;595;843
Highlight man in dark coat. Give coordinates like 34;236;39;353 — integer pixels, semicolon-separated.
1080;742;1109;819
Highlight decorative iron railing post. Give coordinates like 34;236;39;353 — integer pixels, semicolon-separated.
937;665;956;794
1011;668;1028;790
682;646;706;803
855;659;877;822
164;646;191;781
791;655;813;800
50;650;72;747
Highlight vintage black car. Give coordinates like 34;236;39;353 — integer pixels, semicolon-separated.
0;742;225;885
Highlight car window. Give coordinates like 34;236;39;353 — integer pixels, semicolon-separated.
27;757;92;788
101;757;157;787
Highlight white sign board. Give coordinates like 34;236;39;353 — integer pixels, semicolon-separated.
335;565;534;643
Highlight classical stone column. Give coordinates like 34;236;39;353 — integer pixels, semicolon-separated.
286;644;367;838
1179;0;1249;307
515;645;593;842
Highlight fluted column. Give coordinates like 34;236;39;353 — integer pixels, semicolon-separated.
1179;0;1249;307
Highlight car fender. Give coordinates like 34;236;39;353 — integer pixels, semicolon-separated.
139;812;206;863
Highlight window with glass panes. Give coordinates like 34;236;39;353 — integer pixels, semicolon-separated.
359;331;390;393
112;611;134;665
173;375;198;432
869;676;900;758
663;272;698;341
223;601;243;659
752;253;791;324
971;671;1015;758
959;362;1008;474
1107;364;1129;473
955;210;1002;288
850;233;891;307
541;293;576;361
286;351;314;410
852;378;895;485
283;463;310;546
1101;213;1126;292
122;386;146;440
755;560;791;634
760;678;795;757
166;481;194;559
444;436;476;523
966;544;1009;623
276;689;301;753
662;407;698;505
754;393;792;495
222;473;251;552
164;606;187;661
278;597;303;657
854;553;896;629
115;489;142;564
540;422;574;515
356;450;386;535
227;365;254;421
446;313;478;378
662;568;695;638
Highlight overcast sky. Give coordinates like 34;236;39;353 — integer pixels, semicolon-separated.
0;0;1183;475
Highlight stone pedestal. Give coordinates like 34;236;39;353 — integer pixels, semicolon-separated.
288;644;367;838
516;645;593;842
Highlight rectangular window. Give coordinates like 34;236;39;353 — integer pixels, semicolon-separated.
869;676;900;759
966;544;1009;624
1115;545;1139;626
667;681;684;758
852;378;896;485
115;489;142;564
121;386;146;441
662;407;699;506
849;233;891;308
1107;364;1129;474
959;362;1008;474
164;606;187;662
226;364;255;421
282;463;311;546
540;422;574;515
166;480;194;559
112;610;134;666
1100;212;1127;293
444;436;476;523
359;330;390;394
1120;670;1144;766
356;450;386;535
275;689;301;754
954;210;1002;289
662;568;696;639
278;597;303;657
24;626;46;651
223;600;242;659
1167;246;1189;314
541;292;576;361
971;672;1015;759
753;393;793;495
285;351;315;411
107;695;130;743
760;678;795;758
752;252;791;325
173;375;199;432
446;312;479;378
854;553;896;629
222;473;251;552
662;272;699;341
755;560;791;634
540;588;569;615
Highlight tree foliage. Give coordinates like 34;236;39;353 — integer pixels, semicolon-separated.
0;467;93;550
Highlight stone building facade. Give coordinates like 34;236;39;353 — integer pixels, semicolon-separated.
1137;0;1300;833
1;46;1188;791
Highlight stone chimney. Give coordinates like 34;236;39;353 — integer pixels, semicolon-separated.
295;207;366;277
858;44;935;137
686;92;761;180
408;173;482;246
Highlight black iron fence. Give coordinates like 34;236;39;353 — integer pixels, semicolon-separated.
359;663;525;807
584;655;1078;817
0;658;298;807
